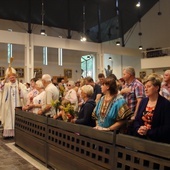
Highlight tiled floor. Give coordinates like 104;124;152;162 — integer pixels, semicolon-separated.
0;127;50;170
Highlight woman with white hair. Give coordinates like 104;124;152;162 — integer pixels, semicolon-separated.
22;77;39;111
64;80;78;111
23;79;45;114
71;85;96;127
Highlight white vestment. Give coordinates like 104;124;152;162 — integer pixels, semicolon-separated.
0;81;27;137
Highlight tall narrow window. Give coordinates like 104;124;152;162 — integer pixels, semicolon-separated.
7;43;12;63
81;55;94;78
43;47;48;65
58;48;63;66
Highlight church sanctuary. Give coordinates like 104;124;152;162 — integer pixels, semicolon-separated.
0;0;170;170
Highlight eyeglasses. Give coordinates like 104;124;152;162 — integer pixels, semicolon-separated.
67;84;71;87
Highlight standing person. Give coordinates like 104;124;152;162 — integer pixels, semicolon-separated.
23;79;45;114
134;73;170;143
22;78;39;111
118;78;125;91
77;78;86;110
120;66;145;120
61;79;66;89
38;74;59;116
97;73;105;86
85;76;102;104
160;70;170;100
0;67;27;138
71;85;96;127
64;80;78;112
105;65;113;77
93;78;132;131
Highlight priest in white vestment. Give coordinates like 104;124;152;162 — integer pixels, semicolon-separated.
0;67;27;138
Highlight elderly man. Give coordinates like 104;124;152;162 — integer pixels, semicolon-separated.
38;74;59;116
160;70;170;100
120;66;145;120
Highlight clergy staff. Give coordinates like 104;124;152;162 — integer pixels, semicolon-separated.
0;67;27;138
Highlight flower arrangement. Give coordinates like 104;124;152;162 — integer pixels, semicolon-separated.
58;84;65;97
51;99;61;112
60;99;75;122
63;103;75;117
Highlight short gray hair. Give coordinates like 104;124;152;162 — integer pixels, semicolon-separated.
81;85;94;98
124;66;135;76
42;74;51;82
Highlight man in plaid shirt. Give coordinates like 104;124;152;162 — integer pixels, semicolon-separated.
120;66;145;120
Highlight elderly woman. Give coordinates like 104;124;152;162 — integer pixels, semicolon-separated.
24;79;45;114
134;73;170;143
64;80;78;111
93;78;132;131
71;85;96;127
22;78;38;111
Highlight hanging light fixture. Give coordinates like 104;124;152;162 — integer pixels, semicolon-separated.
116;41;120;46
80;36;87;42
40;0;46;35
157;0;162;15
115;10;121;47
138;19;143;50
136;0;141;7
80;1;86;42
139;45;143;50
109;57;112;60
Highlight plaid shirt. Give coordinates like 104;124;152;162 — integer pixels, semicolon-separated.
160;83;170;100
122;78;145;113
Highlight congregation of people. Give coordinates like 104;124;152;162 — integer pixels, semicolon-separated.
0;65;170;144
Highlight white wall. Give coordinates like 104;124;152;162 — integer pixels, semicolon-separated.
125;1;170;49
103;54;142;79
122;1;170;76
